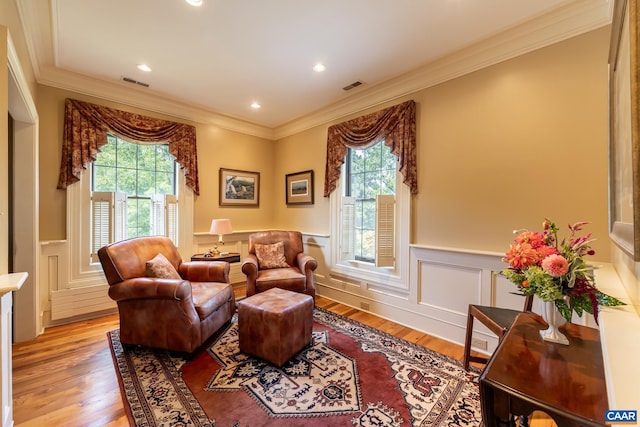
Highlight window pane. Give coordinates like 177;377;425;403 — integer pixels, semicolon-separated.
156;145;174;171
346;141;397;263
117;168;137;196
127;198;151;237
137;144;156;171
93;165;116;192
361;229;375;260
156;172;174;194
364;144;382;171
383;147;397;170
351;172;365;199
364;172;380;199
92;136;177;242
381;169;396;194
127;199;140;238
361;200;376;230
137;170;155;196
118;141;137;169
95;141;116;166
137;198;151;236
351;149;365;173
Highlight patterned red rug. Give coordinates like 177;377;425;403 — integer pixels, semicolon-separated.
108;307;483;426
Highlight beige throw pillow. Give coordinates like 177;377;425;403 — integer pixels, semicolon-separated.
255;241;290;269
146;253;181;279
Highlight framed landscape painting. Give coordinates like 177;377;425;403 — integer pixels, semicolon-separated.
219;168;260;206
285;170;314;205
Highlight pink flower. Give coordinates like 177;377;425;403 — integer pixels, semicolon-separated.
541;254;569;277
504;243;539;269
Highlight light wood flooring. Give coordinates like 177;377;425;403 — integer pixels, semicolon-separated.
12;292;554;426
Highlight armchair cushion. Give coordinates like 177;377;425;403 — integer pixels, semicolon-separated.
146;253;181;279
255;241;290;269
191;282;234;319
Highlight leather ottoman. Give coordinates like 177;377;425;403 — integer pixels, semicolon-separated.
238;287;313;366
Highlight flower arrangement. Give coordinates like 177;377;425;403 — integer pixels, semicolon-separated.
502;219;624;324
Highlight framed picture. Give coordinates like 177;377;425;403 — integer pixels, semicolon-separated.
285;170;314;205
219;168;260;206
608;0;640;260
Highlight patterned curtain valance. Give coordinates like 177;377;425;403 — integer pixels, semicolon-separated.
323;100;417;197
57;98;199;195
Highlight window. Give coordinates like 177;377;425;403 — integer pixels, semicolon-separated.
90;135;178;261
345;142;396;263
330;142;410;291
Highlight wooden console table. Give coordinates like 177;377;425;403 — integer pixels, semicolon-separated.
479;312;607;427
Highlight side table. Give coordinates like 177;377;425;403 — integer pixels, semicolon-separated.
480;312;607;427
191;252;241;263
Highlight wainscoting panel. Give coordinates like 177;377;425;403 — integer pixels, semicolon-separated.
418;262;482;314
51;285;114;321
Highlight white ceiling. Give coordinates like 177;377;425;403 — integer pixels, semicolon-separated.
16;0;612;137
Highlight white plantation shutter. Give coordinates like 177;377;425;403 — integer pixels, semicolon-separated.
341;196;356;260
150;194;165;236
151;194;179;245
91;192;127;263
165;195;178;245
375;194;395;267
114;192;127;242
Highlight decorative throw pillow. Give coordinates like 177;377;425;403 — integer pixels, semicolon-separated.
146;253;181;279
255;241;290;269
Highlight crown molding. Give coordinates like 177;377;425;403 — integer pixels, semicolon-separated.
272;0;612;139
36;65;276;139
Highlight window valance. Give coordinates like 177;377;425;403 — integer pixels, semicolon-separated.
323;100;417;197
57;98;200;195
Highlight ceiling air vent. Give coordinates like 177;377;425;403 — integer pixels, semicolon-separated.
121;76;150;88
342;80;363;91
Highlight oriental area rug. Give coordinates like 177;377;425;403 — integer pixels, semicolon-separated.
108;307;483;427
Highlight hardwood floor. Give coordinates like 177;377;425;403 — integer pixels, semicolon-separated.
12;293;554;426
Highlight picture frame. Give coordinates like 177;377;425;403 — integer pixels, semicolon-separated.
285;170;314;205
219;168;260;207
608;0;640;260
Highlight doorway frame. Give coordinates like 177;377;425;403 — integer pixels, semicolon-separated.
7;31;40;341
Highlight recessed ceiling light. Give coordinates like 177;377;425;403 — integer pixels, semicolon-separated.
186;0;203;6
137;64;152;72
313;63;326;73
250;102;261;110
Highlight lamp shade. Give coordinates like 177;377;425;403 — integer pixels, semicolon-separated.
210;219;232;235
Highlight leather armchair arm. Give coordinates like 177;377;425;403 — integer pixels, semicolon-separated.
297;252;318;297
179;261;230;283
296;253;318;274
242;254;259;296
108;277;192;302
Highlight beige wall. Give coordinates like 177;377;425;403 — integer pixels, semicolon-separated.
274;26;612;262
273;125;331;234
37;86;274;241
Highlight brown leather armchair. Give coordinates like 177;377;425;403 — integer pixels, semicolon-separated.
98;236;235;353
242;230;318;300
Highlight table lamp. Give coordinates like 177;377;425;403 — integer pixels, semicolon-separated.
206;219;233;256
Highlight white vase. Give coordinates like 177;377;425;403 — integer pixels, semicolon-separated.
539;299;569;345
